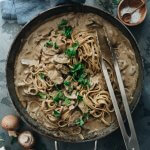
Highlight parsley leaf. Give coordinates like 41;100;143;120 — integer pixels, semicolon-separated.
75;118;84;126
54;42;59;49
78;75;90;87
65;41;79;58
53;110;61;118
44;40;53;47
63;26;73;38
72;41;79;50
58;19;68;30
53;91;65;103
64;98;71;106
39;72;45;80
65;47;77;58
77;95;83;101
36;92;47;99
70;63;90;87
64;81;71;86
82;113;89;122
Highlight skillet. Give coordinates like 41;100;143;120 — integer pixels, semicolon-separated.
6;3;144;142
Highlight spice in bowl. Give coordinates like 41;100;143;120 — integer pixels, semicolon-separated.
121;6;141;24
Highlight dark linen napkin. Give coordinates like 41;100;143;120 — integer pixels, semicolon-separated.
1;0;85;25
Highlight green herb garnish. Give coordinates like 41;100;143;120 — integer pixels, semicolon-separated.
64;98;71;106
54;42;59;49
36;92;47;99
70;63;90;87
65;47;77;58
64;81;71;86
58;19;68;30
63;26;73;38
65;41;79;58
53;91;65;103
75;118;84;126
39;72;45;80
71;63;85;75
77;95;83;101
44;40;53;47
53;110;61;118
82;113;89;122
78;74;90;87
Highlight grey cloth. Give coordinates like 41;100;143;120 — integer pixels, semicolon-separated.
1;0;85;25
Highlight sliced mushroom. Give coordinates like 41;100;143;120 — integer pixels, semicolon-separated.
90;74;99;88
21;59;39;66
1;115;19;137
56;37;66;51
48;70;63;84
127;65;137;76
64;90;77;99
52;54;70;64
55;64;69;75
18;131;35;149
78;101;89;113
118;59;128;70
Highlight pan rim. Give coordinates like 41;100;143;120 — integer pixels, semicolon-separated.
6;4;144;143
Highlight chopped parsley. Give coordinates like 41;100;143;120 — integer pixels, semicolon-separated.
75;113;89;127
39;72;45;80
82;113;89;122
65;41;79;58
36;92;47;99
53;91;65;103
70;63;90;87
78;74;90;87
54;42;59;49
44;40;59;49
44;40;53;47
58;19;68;30
63;26;73;38
53;110;61;118
77;95;83;101
64;81;71;86
75;118;84;127
58;19;73;38
64;98;71;106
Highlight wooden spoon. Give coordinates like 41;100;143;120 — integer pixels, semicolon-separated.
122;2;145;23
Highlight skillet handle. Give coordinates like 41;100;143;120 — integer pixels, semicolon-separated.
54;140;98;150
56;0;86;6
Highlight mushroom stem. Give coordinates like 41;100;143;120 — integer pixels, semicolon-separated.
8;130;17;137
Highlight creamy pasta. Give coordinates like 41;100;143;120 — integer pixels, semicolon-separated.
14;13;138;140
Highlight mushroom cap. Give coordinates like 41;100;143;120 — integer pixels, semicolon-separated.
1;115;19;130
18;131;35;149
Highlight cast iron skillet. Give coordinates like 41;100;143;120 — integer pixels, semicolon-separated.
6;4;144;142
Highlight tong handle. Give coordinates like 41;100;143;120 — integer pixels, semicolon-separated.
102;28;140;150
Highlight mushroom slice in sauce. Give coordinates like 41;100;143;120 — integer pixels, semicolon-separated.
21;59;39;66
64;90;77;99
52;54;70;64
78;101;89;113
48;70;63;84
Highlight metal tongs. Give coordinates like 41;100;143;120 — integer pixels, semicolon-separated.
98;27;140;150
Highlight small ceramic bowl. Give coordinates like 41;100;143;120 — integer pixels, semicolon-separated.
117;0;147;26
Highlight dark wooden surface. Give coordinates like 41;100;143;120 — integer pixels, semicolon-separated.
0;0;150;149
